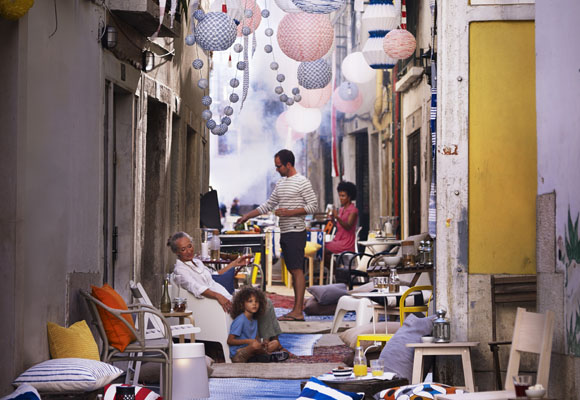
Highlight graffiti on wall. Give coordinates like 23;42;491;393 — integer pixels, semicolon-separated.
559;207;580;356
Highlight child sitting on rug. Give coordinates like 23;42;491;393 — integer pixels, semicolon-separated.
228;287;289;363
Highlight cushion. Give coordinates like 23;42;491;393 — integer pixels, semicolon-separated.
47;320;100;361
13;358;123;392
211;267;235;294
379;314;435;381
304;296;337;315
304;241;322;257
298;377;363;400
104;384;161;400
91;283;136;352
376;383;460;399
307;283;348;305
338;321;401;352
1;384;41;400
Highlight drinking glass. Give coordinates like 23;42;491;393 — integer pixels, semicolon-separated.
370;359;384;376
513;375;532;397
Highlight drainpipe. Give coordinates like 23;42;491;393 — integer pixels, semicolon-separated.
393;64;401;238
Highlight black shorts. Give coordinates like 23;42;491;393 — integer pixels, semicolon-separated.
280;230;307;271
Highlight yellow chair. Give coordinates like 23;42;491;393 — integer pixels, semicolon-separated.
281;241;322;288
356;285;433;347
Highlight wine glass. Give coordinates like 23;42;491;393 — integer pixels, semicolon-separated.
243;247;253;266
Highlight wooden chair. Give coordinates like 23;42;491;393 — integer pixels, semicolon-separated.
435;307;555;400
80;289;173;399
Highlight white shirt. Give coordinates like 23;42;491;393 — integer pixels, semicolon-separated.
173;258;232;300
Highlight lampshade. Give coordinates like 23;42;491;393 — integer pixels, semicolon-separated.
333;88;363;113
297;59;332;89
342;52;376;83
210;0;244;24
277;13;334;62
274;0;302;13
299;84;332;108
338;81;359;101
291;0;345;14
363;35;397;69
195;12;238;51
383;28;417;59
362;0;399;33
172;343;209;399
287;104;322;133
237;0;262;36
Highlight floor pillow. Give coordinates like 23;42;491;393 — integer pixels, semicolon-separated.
0;384;41;400
47;320;100;360
304;296;337;315
298;377;363;400
307;283;348;305
376;383;460;400
104;383;162;400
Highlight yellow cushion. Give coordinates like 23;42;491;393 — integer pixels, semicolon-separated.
47;320;100;360
304;241;321;257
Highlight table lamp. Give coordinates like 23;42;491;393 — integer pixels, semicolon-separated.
172;343;210;399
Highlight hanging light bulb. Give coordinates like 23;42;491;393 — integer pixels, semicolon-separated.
228;54;232;68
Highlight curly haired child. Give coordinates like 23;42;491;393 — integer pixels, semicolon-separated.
227;287;289;363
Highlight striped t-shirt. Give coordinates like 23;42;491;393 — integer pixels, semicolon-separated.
257;174;318;233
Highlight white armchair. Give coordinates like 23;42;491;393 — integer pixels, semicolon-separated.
169;273;233;363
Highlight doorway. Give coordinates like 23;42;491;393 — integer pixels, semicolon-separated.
355;129;369;248
407;129;421;235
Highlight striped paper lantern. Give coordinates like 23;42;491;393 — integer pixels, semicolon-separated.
363;34;397;69
299;84;332;108
277;13;334;62
361;0;399;69
291;0;345;15
383;28;416;59
274;0;301;13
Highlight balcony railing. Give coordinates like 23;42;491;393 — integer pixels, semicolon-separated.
109;0;181;38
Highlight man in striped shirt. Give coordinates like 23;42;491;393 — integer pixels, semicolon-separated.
237;149;318;321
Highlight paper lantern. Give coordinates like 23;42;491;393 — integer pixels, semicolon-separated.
275;112;304;141
277;13;334;62
299;84;332;108
286;104;322;133
210;0;243;24
362;0;399;33
333;88;363;113
383;29;416;59
363;35;397;69
291;0;345;14
342;52;376;84
274;0;301;13
195;12;238;51
338;81;359;101
297;59;332;89
237;0;262;36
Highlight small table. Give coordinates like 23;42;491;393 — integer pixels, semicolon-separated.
161;310;196;343
302;375;408;400
351;289;409;334
406;341;479;393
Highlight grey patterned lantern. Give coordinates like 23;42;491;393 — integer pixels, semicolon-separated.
297;59;332;90
291;0;345;14
195;12;237;51
433;309;451;343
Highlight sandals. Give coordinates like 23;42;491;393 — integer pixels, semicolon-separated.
277;314;305;321
270;351;290;362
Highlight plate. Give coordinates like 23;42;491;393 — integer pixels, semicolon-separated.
318;372;397;382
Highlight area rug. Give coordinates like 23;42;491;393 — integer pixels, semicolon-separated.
279;333;322;356
203;378;301;399
286;343;352;364
210;362;346;379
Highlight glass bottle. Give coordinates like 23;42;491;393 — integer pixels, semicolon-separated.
418;240;426;265
209;229;221;261
389;268;400;292
160;275;171;313
353;346;367;377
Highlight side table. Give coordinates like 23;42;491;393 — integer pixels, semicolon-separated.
162;310;197;343
406;342;479;393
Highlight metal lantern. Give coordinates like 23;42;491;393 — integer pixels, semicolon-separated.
433;309;451;343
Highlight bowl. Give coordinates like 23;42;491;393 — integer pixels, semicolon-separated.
525;388;546;398
332;367;353;378
421;336;435;343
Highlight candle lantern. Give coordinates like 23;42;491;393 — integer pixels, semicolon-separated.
433;309;451;343
173;343;209;399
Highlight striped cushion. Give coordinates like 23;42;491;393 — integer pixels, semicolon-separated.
104;384;162;400
297;377;364;400
2;384;41;400
13;358;123;392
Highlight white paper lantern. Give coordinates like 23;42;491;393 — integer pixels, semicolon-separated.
195;12;238;51
287;104;322;133
299;84;332;108
297;59;332;89
291;0;345;14
275;112;303;140
210;0;244;24
338;81;359;101
363;35;397;69
277;13;334;62
342;52;376;84
274;0;302;13
383;28;417;60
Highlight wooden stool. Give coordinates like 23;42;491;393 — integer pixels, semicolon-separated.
356;333;394;347
406;342;479;392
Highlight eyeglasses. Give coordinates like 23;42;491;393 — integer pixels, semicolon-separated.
275;164;283;169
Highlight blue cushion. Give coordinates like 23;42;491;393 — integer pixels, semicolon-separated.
298;377;364;400
211;268;235;294
2;384;40;400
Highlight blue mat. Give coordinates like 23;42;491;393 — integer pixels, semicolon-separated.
201;378;301;399
278;333;322;356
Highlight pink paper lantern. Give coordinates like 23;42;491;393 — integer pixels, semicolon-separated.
275;112;304;140
383;29;416;60
299;84;332;108
277;13;334;62
333;88;363;113
237;0;262;36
